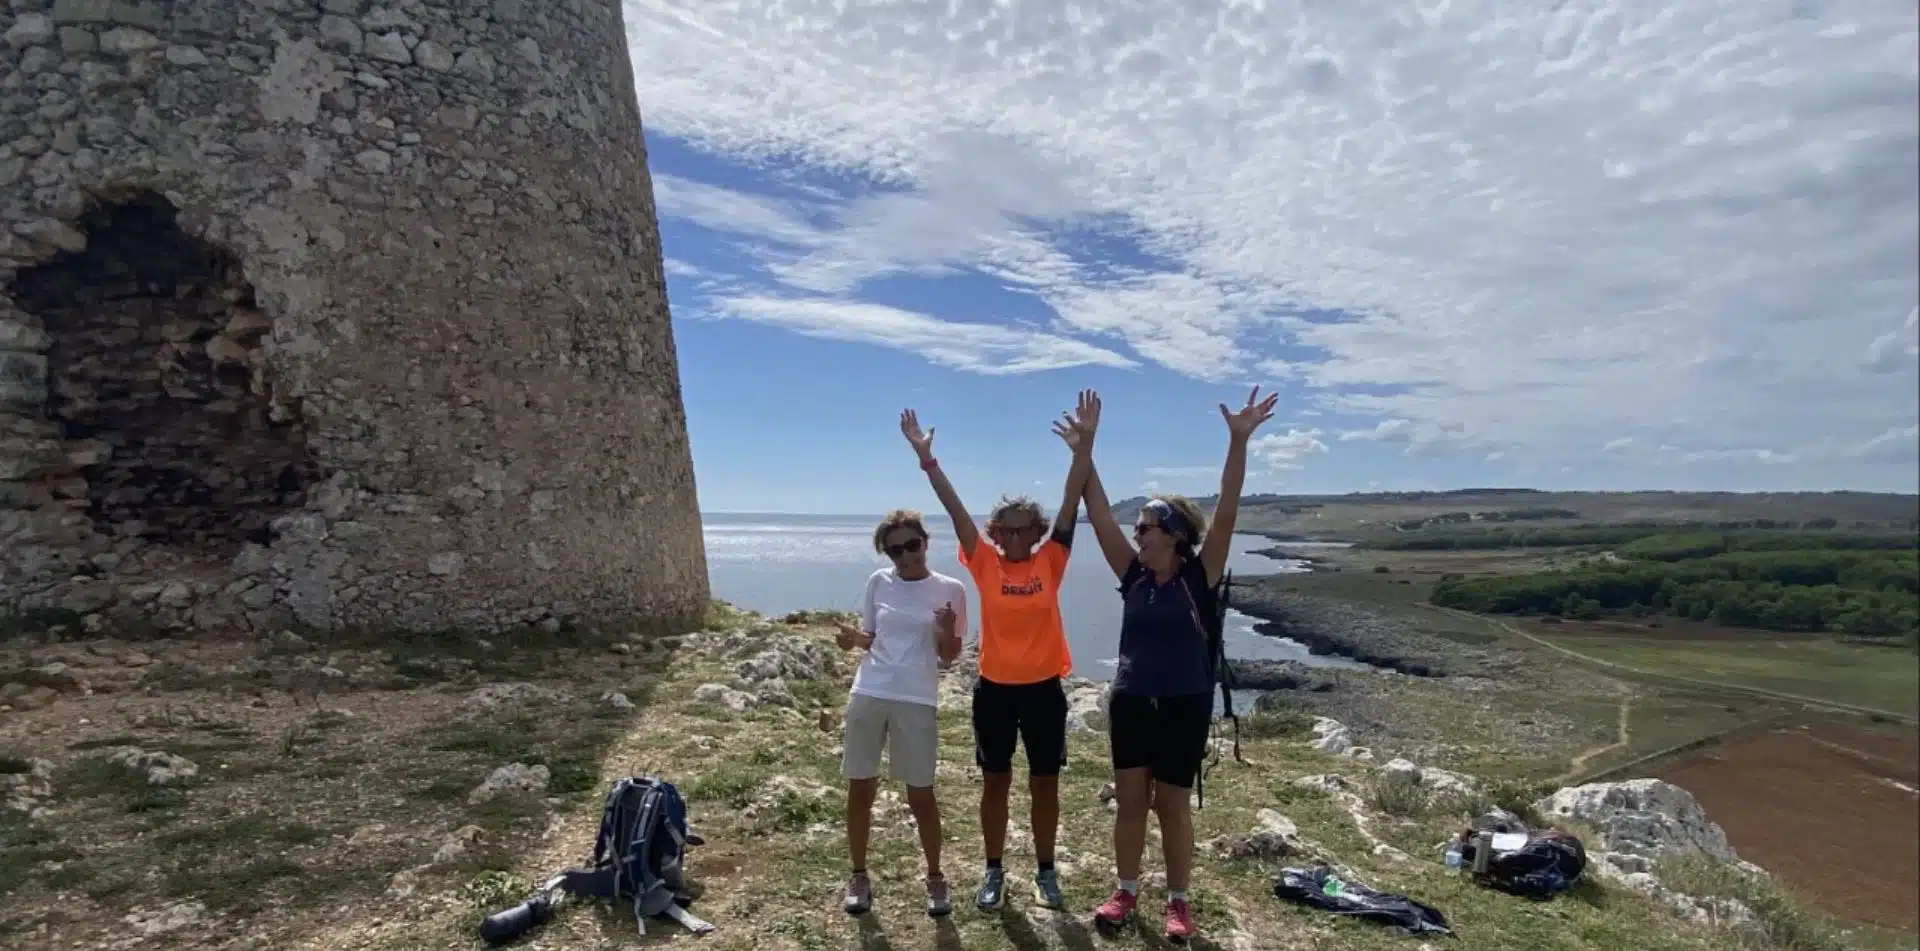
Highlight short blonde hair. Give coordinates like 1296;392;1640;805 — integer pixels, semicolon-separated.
872;508;930;553
1149;493;1209;550
988;494;1047;530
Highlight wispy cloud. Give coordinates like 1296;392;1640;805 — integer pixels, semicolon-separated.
626;0;1920;488
708;296;1136;375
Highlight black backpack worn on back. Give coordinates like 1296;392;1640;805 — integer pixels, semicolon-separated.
1179;567;1245;809
481;775;713;945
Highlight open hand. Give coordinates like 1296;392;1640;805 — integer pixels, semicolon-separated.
1220;385;1279;440
900;409;934;459
834;620;873;651
1050;389;1101;452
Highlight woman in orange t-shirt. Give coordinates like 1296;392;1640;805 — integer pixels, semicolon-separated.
898;407;1087;913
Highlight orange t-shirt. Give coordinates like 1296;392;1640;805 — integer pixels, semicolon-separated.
959;537;1073;685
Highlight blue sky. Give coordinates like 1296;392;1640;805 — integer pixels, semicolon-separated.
624;1;1920;515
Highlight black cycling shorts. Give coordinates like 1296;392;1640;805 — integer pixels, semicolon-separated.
1108;691;1213;789
971;676;1068;777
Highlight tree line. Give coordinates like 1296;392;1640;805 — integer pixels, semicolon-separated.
1361;523;1919;552
1430;537;1920;643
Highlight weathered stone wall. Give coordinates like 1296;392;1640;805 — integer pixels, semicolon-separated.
0;0;710;635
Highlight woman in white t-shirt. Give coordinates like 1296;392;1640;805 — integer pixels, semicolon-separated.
832;509;967;919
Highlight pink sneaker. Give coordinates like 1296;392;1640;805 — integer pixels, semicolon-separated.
1164;898;1197;941
1094;888;1138;925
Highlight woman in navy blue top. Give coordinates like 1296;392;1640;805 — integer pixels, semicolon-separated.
1051;386;1278;943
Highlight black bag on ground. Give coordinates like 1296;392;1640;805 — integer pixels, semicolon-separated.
1273;865;1451;937
1470;830;1587;900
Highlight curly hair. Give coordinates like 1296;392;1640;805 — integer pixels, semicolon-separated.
1149;493;1209;551
987;494;1048;531
871;508;930;554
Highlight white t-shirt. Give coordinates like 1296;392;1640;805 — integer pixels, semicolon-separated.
850;567;968;708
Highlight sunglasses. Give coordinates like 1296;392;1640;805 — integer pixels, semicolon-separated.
883;537;925;558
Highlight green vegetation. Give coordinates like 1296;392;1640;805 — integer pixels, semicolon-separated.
1537;637;1920;718
1657;857;1862;951
1363;524;1918;553
1362;524;1666;550
1431;535;1920;642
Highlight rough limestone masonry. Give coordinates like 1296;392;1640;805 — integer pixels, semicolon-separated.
0;0;711;636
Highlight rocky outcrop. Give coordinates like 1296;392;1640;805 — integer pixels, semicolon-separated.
736;639;834;684
468;763;549;804
1534;779;1739;864
1379;757;1475;796
108;748;197;786
1533;779;1770;937
1228;659;1334;692
1234;585;1532;678
1065;680;1110;734
1209;808;1304;862
2;756;54;814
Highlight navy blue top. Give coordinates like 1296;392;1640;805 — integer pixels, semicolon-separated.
1111;556;1217;698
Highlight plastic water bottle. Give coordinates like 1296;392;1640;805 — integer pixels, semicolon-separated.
1444;841;1464;870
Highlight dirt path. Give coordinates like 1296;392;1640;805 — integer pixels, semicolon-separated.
1426;606;1918;725
1558;682;1633;783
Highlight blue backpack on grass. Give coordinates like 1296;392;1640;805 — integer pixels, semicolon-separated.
480;775;713;944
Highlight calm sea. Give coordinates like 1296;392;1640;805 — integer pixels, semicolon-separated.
701;513;1367;680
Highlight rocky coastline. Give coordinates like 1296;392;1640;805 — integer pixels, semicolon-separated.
1231;579;1496;678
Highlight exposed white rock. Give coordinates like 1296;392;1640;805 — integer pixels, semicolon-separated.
1064;681;1110;734
464;682;560;709
1;756;54;813
1534;779;1738;863
124;900;206;937
109;748;198;786
468;763;550;804
1308;717;1353;755
736;638;833;683
694;682;757;712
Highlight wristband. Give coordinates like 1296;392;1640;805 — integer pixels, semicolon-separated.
919;457;938;472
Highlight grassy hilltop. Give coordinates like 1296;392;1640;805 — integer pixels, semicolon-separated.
3;603;1908;951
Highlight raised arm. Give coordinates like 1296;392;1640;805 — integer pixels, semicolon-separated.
1198;386;1280;585
1049;405;1093;547
901;409;981;555
1052;390;1134;581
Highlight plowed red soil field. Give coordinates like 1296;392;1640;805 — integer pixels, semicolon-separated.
1659;720;1920;931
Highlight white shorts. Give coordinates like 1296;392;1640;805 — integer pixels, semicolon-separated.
842;693;939;789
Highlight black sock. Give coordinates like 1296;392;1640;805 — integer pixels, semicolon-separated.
852;868;866;875
1038;861;1055;873
986;857;1003;870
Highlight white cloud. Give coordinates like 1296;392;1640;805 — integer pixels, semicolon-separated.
1143;465;1217;479
1339;418;1489;456
708;296;1136;375
1602;437;1636;453
1250;428;1328;470
625;0;1920;488
1845;424;1919;463
651;174;825;250
1865;307;1920;374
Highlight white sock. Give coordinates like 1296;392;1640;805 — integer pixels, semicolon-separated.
1169;889;1189;903
1118;879;1140;895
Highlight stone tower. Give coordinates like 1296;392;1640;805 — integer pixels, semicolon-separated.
0;0;711;635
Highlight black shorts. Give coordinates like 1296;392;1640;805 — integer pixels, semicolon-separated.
971;676;1068;777
1108;691;1213;789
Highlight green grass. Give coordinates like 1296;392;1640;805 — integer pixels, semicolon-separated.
1657;857;1875;951
0;812;78;899
1543;635;1920;718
